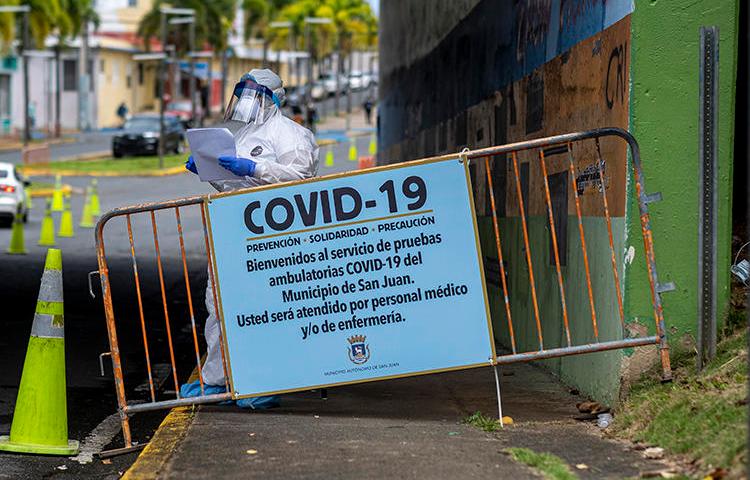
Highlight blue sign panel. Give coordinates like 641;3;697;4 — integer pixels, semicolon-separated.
207;157;495;398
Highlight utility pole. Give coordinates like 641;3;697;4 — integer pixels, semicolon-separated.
220;49;228;113
334;49;340;115
303;17;331;130
159;11;167;169
78;16;90;132
0;6;31;144
346;45;354;131
169;15;196;126
305;21;311;128
269;21;293;88
55;43;61;137
21;9;30;144
189;21;196;125
158;7;194;167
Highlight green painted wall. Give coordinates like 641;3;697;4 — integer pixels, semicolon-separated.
628;2;739;345
479;216;626;406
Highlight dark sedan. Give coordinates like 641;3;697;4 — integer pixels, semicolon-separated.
112;114;185;158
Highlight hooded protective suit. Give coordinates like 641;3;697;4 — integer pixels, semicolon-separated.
201;69;319;388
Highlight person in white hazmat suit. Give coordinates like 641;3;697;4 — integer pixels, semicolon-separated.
181;69;319;408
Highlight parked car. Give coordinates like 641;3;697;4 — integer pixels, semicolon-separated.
319;72;349;97
311;81;327;101
0;162;29;227
348;70;370;91
165;99;203;128
112;114;185;158
286;85;307;108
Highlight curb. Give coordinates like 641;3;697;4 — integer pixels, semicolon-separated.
0;136;77;152
122;366;203;478
29;184;73;197
55;150;111;162
20;165;186;178
120;407;195;480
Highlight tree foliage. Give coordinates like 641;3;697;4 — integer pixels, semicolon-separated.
137;0;237;54
0;0;97;50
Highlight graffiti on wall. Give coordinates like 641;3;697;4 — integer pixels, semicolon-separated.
605;43;628;109
379;0;634;155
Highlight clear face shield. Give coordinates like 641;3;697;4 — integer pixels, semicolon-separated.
223;79;279;129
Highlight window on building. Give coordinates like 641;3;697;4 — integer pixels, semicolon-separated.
126;63;132;88
63;59;95;91
112;58;120;85
100;59;105;73
63;59;77;91
128;0;137;6
138;63;144;85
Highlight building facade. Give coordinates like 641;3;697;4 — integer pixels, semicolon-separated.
379;0;739;405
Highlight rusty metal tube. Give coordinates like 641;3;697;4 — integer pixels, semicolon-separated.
175;207;206;394
594;139;625;328
511;152;544;350
484;157;517;353
123;392;233;413
95;216;133;447
496;336;658;365
538;150;572;346
567;144;600;340
150;211;180;396
126;214;156;403
200;203;230;390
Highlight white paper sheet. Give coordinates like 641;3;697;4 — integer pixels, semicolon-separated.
186;128;242;182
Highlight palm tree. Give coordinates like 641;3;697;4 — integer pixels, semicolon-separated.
315;0;375;113
53;0;97;137
138;0;236;116
0;1;20;50
242;0;292;69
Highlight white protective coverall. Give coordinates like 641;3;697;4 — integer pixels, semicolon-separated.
202;74;319;386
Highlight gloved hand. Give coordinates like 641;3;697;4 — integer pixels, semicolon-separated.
218;155;257;177
185;155;198;174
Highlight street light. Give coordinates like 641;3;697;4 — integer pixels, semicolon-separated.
0;6;31;145
303;17;332;130
157;7;195;169
169;16;197;127
269;21;294;88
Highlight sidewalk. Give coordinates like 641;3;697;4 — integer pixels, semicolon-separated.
124;362;669;479
315;107;376;145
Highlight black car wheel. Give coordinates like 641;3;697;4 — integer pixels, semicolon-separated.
113;148;123;158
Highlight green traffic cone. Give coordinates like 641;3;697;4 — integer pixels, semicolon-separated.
325;147;334;167
79;188;94;229
368;134;377;155
0;248;79;455
7;205;27;254
89;179;100;217
51;175;63;212
38;199;56;247
57;194;74;238
24;188;32;211
348;140;357;162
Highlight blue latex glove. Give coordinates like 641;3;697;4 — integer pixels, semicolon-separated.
236;395;280;410
218;155;257;177
185;155;198;174
179;380;233;405
179;380;280;409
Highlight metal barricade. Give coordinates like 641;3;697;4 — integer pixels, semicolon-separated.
95;127;671;451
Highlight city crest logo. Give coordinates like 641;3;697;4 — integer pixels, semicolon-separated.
347;334;370;365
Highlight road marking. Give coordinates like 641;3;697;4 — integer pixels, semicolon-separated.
69;412;122;464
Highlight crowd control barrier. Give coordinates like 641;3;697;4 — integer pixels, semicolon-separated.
94;127;672;453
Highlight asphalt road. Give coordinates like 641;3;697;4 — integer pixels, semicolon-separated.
0;146;361;478
0;92;374;167
0;131;115;165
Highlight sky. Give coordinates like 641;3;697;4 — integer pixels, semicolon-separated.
367;0;379;17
